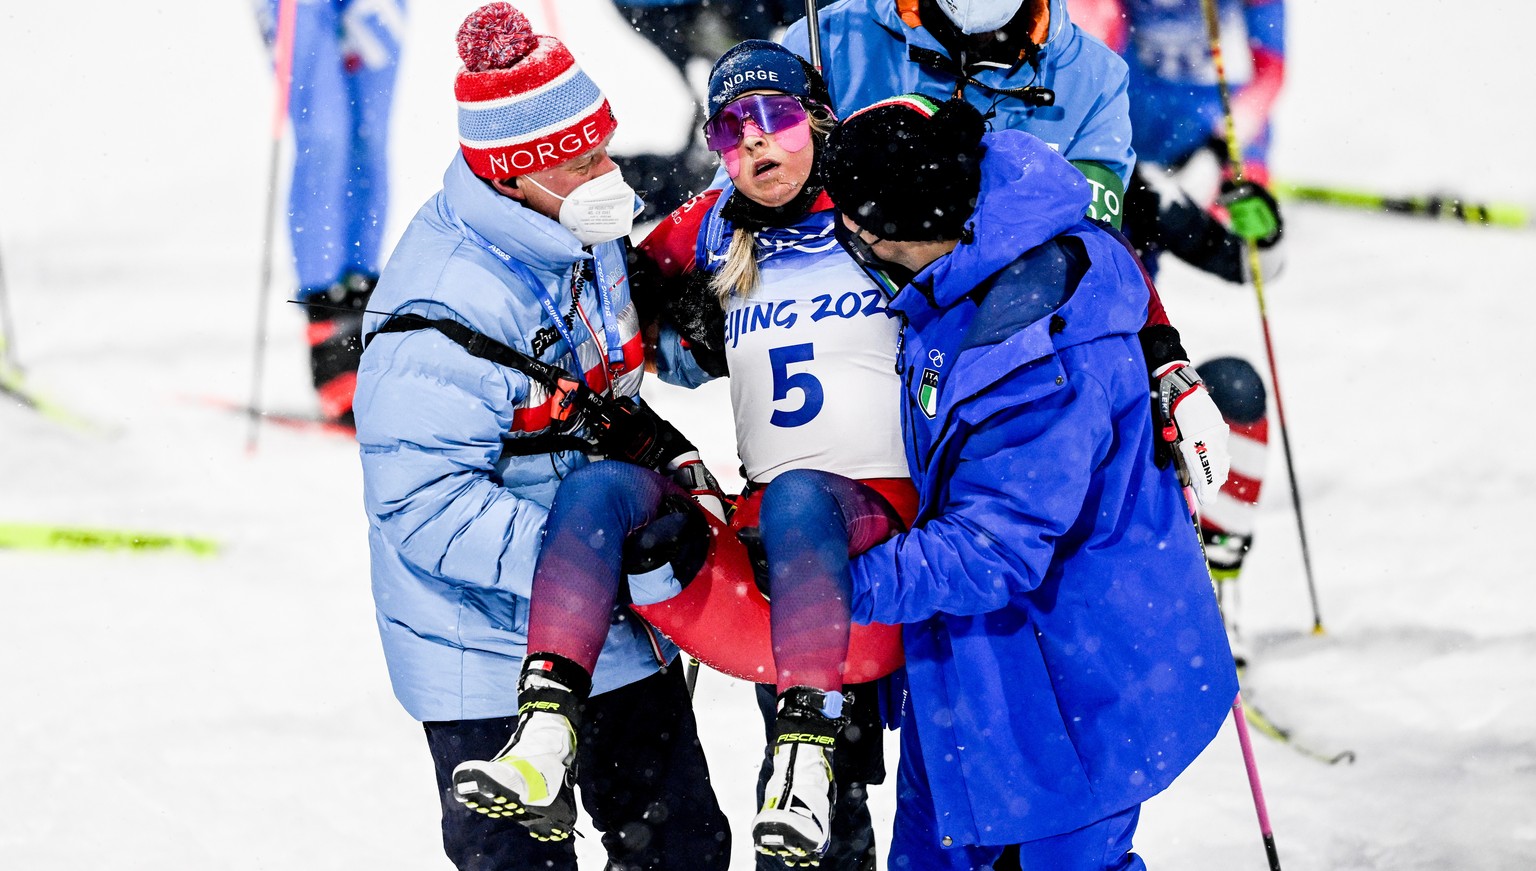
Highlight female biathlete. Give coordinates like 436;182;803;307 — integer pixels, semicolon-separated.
448;40;916;867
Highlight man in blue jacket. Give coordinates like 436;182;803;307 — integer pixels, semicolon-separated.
353;5;727;869
814;94;1238;869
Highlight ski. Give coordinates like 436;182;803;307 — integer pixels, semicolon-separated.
1276;182;1532;229
194;395;355;439
1221;583;1354;765
0;349;99;433
1237;669;1356;766
0;522;220;557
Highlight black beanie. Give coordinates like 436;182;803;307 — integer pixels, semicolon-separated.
824;95;986;242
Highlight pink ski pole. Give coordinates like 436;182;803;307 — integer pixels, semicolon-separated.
246;0;298;452
1232;693;1284;870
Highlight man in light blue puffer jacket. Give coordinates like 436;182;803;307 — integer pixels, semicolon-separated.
353;5;728;870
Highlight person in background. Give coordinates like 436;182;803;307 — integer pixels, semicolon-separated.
1069;0;1287;618
352;5;728;869
1109;0;1285;183
255;0;405;426
797;93;1238;870
782;0;1135;227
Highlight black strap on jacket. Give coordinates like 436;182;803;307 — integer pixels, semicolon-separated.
366;313;595;458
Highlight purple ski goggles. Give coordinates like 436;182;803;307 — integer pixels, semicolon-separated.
704;94;811;152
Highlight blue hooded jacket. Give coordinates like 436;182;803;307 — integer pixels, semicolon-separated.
353;153;676;723
783;0;1134;220
848;130;1236;845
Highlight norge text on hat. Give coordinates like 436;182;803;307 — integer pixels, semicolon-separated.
454;3;617;179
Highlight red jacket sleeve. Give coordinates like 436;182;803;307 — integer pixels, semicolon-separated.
1145;281;1170;327
636;189;722;279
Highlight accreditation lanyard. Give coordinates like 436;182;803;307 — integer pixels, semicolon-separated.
465;226;626;378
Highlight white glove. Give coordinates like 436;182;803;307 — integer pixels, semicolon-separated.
1156;361;1231;506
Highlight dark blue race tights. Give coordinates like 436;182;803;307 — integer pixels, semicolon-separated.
527;461;679;674
527;463;897;689
759;470;899;694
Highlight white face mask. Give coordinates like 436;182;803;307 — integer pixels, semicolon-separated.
938;0;1022;34
522;168;638;247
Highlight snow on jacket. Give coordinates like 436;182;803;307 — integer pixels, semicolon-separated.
782;0;1134;218
848;130;1237;845
354;153;675;723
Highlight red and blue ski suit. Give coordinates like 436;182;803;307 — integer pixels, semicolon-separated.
1117;0;1286;176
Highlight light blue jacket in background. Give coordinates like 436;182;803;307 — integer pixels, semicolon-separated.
782;0;1134;189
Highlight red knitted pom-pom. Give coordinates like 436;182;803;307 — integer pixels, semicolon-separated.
457;3;539;72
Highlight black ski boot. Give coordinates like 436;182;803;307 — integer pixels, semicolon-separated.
304;272;374;428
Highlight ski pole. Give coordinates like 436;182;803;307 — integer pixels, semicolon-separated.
1275;182;1532;229
804;0;825;73
1231;693;1284;871
1198;0;1325;635
245;0;299;453
684;656;701;697
1189;504;1286;870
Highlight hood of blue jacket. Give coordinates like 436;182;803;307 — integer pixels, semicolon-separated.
917;129;1091;309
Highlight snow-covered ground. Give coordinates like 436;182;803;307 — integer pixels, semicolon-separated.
2;1;1534;868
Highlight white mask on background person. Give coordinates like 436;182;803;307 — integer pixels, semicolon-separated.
521;168;639;246
936;0;1023;34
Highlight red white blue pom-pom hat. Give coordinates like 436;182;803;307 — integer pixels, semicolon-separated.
454;3;618;179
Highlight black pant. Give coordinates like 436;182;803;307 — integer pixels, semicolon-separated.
425;666;730;871
754;681;884;871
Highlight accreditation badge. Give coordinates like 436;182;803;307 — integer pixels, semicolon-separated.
918;368;940;419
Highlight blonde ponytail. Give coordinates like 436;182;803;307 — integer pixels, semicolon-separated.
710;227;760;305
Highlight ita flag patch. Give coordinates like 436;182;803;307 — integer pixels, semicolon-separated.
918;369;941;419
